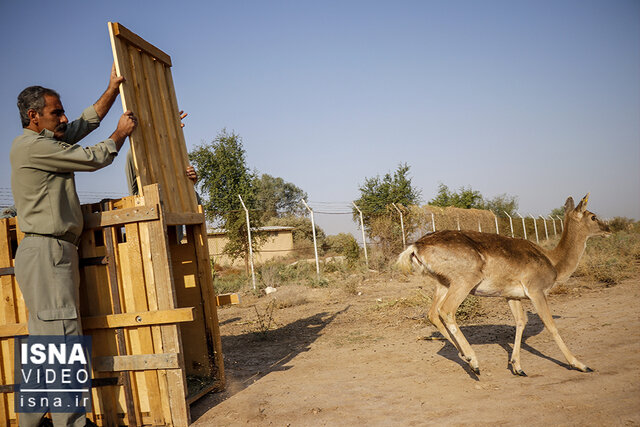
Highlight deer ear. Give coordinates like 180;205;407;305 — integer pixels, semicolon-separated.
575;193;590;213
564;197;575;214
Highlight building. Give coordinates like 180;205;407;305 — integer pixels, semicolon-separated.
207;226;295;267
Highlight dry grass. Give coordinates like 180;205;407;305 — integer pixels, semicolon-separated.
574;231;640;286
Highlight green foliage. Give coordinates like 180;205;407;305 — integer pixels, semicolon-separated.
254;174;308;222
189;129;262;261
324;233;361;265
549;206;565;218
353;163;421;227
430;183;483;209
483;193;519;217
353;164;421;259
429;183;518;217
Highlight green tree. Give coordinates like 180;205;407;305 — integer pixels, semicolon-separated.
353;163;422;227
254;174;308;222
430;183;483;209
353;163;421;258
549;206;565;218
189;129;261;262
483;193;519;217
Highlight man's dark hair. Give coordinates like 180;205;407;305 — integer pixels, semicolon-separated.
17;86;60;128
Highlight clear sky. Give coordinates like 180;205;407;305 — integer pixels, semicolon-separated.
1;0;638;237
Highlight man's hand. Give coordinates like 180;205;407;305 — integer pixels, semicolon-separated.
110;111;138;150
186;165;198;183
109;63;125;92
94;63;125;120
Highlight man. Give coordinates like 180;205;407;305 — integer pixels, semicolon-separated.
10;65;137;427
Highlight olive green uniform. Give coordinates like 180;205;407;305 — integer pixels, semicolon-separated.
10;105;118;427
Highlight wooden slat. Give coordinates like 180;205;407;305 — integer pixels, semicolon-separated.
102;201;139;427
119;205;165;425
216;293;241;306
94;353;180;372
162;65;198;209
84;307;195;330
142;184;190;426
111;22;172;66
0;323;27;338
164;211;205;226
83;205;159;229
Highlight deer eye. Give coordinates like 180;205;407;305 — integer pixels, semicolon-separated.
591;215;596;221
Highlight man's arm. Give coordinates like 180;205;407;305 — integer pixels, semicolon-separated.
93;63;125;120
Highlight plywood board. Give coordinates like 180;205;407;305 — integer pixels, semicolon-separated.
109;22;197;214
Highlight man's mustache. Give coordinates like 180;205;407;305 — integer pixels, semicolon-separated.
55;122;67;133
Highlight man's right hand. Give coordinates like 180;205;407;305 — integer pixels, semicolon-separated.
110;111;138;150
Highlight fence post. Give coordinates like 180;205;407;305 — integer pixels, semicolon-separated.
504;211;514;238
431;213;436;232
491;210;499;234
352;202;369;269
540;215;549;240
556;215;564;232
238;195;256;290
517;212;527;240
302;199;320;278
456;216;461;231
549;215;557;236
392;203;406;248
529;214;539;244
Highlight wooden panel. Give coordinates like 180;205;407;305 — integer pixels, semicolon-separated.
109;21;198;214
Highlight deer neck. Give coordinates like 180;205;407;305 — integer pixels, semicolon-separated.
545;221;588;283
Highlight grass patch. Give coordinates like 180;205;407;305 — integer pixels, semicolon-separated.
574;231;640;286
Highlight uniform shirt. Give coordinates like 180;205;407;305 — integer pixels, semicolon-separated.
10;105;118;239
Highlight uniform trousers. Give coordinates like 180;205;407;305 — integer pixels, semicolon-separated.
15;236;86;427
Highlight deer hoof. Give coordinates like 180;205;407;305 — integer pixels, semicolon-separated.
508;362;527;377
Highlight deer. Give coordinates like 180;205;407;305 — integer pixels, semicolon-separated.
396;194;610;376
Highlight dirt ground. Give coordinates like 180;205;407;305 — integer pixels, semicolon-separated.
190;271;640;426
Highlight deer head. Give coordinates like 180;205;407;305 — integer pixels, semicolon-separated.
564;193;611;238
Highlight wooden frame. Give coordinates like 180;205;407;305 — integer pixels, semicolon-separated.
109;21;197;214
0;185;225;426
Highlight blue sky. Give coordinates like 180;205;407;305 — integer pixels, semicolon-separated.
1;1;638;236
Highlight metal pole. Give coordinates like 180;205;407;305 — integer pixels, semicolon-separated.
491;211;499;235
431;213;436;232
539;215;549;240
456;216;460;231
529;214;539;244
478;220;482;233
556;215;564;232
516;212;527;240
302;199;320;278
504;211;514;238
238;195;256;290
549;215;557;236
392;203;406;248
352;202;369;269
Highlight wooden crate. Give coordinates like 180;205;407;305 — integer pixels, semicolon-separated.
0;184;224;426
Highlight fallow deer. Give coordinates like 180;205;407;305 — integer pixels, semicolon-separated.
396;194;610;375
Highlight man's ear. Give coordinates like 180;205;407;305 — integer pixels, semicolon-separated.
27;109;39;126
564;197;575;214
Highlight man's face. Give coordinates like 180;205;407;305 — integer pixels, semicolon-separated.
31;95;68;140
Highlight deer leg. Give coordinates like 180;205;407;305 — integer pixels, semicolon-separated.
507;298;527;376
427;283;462;353
438;282;480;374
527;290;592;372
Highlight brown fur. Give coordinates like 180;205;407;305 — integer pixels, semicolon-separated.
396;194;610;375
